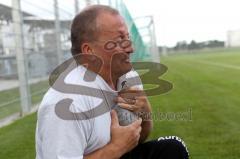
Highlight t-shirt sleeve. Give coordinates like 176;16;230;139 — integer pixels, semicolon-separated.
36;103;88;159
117;69;143;90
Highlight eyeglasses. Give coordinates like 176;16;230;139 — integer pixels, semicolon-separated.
104;39;132;51
94;39;132;51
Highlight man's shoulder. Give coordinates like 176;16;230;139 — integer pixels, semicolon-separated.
118;70;143;90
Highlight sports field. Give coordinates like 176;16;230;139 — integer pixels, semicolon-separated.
0;48;239;159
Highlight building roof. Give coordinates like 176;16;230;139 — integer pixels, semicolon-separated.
0;3;71;29
0;3;33;21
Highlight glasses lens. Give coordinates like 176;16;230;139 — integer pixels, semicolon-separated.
120;40;132;48
104;41;117;50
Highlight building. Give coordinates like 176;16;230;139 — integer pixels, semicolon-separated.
0;3;71;78
226;29;240;47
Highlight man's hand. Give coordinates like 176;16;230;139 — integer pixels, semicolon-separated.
115;87;151;114
115;87;153;143
84;110;142;159
109;110;142;155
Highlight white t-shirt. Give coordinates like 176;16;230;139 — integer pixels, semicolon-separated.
36;63;142;159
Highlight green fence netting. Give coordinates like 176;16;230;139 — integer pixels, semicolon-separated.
116;0;151;62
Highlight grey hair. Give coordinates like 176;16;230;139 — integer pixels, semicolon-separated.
70;5;119;56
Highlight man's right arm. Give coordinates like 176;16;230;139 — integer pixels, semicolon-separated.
84;110;142;159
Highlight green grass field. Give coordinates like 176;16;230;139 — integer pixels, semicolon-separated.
0;81;49;119
0;48;240;159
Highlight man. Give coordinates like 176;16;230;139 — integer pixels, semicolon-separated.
36;5;189;159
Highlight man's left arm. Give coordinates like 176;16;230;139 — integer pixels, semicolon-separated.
137;96;153;143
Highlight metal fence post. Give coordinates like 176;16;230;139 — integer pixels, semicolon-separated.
108;0;112;6
12;0;31;116
54;0;63;65
150;16;160;63
74;0;79;15
86;0;92;6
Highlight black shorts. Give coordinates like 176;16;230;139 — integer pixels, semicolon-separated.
121;136;189;159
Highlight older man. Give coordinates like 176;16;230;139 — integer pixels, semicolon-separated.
36;5;189;159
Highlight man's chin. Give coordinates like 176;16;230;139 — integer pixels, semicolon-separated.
118;65;132;77
112;61;133;77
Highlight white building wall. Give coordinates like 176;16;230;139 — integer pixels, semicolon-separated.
1;23;34;55
227;30;240;47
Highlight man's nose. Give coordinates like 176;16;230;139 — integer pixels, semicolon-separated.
125;45;134;54
119;44;134;54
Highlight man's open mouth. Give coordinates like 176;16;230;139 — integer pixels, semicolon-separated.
125;58;130;63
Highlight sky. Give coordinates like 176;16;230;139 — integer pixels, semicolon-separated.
1;0;240;46
125;0;240;46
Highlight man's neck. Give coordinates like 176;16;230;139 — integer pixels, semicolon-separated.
81;63;119;90
98;68;118;90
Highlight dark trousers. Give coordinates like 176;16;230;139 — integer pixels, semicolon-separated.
121;136;189;159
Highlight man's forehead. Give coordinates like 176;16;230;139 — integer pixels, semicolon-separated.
99;28;129;35
97;13;128;33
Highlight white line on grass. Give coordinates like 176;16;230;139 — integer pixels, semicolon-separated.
197;60;240;70
0;104;39;128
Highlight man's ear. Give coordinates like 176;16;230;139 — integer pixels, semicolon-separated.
81;43;93;54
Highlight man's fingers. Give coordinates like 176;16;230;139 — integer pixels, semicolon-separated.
118;87;146;100
119;89;141;94
115;97;136;105
128;117;142;129
137;126;142;134
119;91;145;99
118;103;136;111
111;110;119;126
121;86;139;92
119;87;141;93
114;97;126;103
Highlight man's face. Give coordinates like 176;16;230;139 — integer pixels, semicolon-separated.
91;13;134;77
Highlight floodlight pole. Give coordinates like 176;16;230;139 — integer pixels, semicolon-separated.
12;0;31;115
